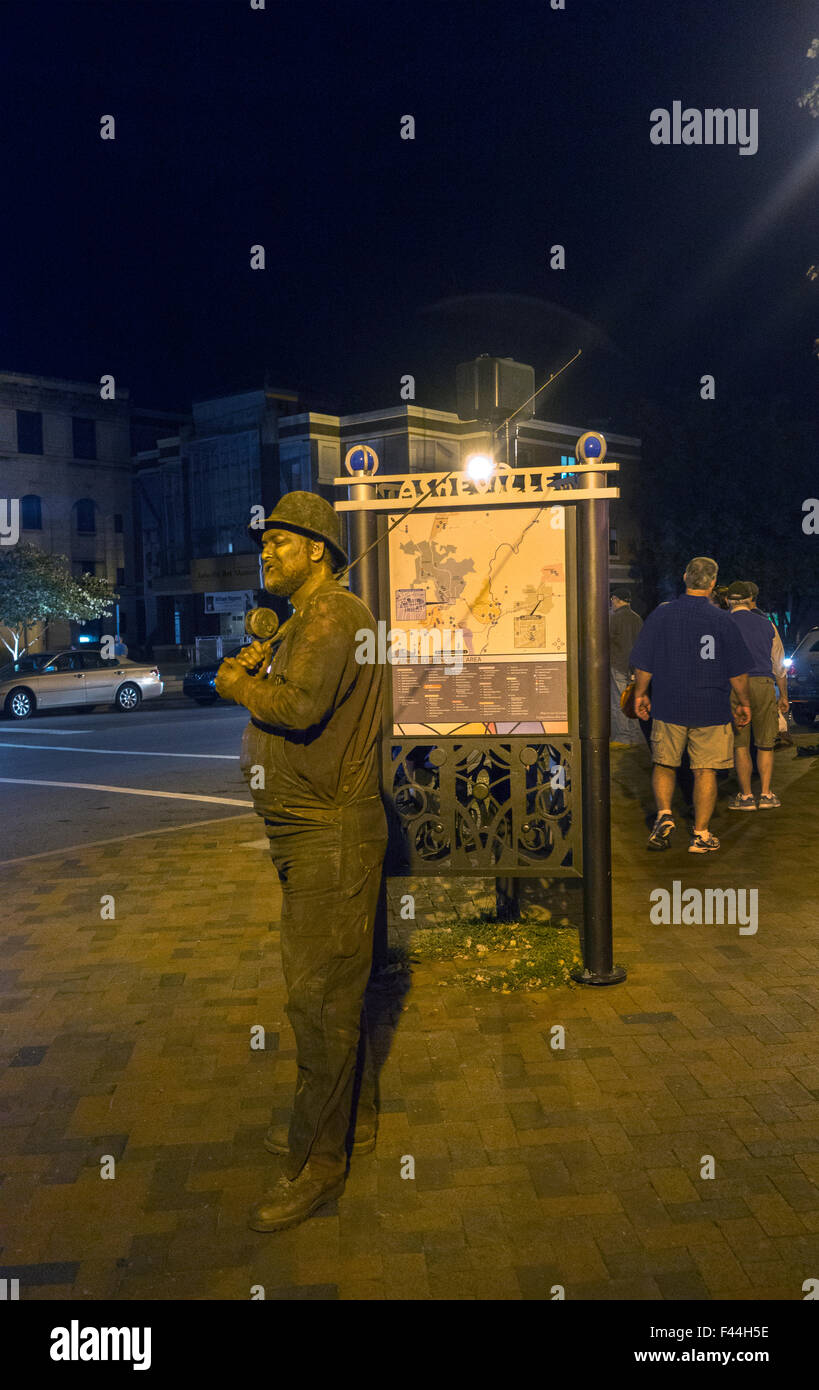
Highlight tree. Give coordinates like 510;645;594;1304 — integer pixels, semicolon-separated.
798;39;819;357
0;543;117;659
797;37;819;118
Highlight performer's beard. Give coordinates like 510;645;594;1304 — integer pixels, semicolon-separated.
262;556;311;598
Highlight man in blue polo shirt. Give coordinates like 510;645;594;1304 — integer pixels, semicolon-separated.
630;556;752;853
725;581;789;809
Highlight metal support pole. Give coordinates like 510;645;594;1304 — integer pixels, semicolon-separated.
495;877;520;922
346;477;389;970
496;425;520;924
347;478;380;617
572;462;626;985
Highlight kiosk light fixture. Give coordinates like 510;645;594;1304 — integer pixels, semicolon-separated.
464;453;495;483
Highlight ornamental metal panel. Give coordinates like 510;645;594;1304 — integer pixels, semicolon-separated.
384;736;580;877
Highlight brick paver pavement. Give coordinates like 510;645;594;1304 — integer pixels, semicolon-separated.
1;740;818;1300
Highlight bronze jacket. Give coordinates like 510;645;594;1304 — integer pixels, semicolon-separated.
235;580;383;819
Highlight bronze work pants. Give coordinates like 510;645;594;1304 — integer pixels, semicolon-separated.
263;796;387;1180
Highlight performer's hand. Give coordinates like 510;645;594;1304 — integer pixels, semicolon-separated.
235;639;274;672
778;694;789;715
634;694;651;721
733;702;751;727
213;657;248;700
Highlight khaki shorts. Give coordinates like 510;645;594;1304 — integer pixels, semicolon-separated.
651;719;734;769
728;672;778;750
731;676;778;750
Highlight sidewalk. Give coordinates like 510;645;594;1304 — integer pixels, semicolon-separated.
1;740;817;1300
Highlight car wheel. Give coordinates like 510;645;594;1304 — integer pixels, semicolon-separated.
115;682;142;712
791;706;817;726
5;686;35;720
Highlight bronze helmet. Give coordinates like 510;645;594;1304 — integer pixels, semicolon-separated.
248;491;347;572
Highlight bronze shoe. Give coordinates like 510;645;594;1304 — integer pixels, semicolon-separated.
264;1119;377;1156
248;1161;347;1233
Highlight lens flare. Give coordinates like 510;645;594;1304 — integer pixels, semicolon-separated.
465;454;494;482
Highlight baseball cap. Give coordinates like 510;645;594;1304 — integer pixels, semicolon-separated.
725;581;756;601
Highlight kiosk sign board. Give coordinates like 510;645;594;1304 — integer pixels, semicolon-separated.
335;428;627;982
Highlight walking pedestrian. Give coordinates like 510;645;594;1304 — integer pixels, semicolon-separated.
629;556;752;853
724;581;789;808
609;587;643;746
214;492;387;1232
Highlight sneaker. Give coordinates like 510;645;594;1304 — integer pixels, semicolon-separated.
728;794;757;811
757;792;780;808
689;831;720;853
647;812;675;850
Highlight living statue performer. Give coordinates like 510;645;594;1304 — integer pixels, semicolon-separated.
215;492;386;1232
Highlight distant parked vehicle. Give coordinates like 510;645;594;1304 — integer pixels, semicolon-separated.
0;651;54;682
183;647;242;705
0;650;163;720
785;627;819;726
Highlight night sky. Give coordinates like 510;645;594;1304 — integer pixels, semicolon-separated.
2;0;817;428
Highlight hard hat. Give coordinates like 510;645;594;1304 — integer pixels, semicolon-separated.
248;491;347;572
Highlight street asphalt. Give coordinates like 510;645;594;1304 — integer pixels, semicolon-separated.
0;699;254;863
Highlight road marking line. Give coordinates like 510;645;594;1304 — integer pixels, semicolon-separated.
0;742;235;759
0;728;85;734
0;813;256;866
0;777;252;806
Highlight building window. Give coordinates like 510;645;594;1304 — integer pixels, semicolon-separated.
75;498;96;533
72;417;97;460
17;410;43;454
114;513;123;533
79;560;96;576
116;567;125;585
609;527;619;557
20;495;42;530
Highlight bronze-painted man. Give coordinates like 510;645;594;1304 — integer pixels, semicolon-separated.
214;492;387;1232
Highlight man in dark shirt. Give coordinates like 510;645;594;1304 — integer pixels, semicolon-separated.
629;556;752;853
214;492;387;1232
609;587;643;746
725;581;789;808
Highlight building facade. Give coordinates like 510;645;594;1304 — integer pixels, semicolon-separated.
133;387;299;647
133;395;642;649
0;370;185;653
2;368;642;660
279;404;642;594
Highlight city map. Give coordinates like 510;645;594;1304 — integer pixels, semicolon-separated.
388;507;569;735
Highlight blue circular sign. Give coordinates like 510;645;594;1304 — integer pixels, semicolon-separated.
575;431;607;465
344;444;380;475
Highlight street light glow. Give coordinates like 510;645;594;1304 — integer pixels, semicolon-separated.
465;453;494;482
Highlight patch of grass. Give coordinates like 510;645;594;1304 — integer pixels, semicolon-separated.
393;913;582;992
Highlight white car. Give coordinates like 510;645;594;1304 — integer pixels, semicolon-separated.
0;650;164;719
